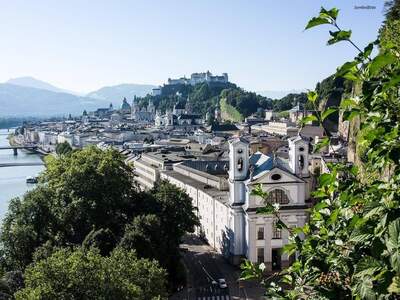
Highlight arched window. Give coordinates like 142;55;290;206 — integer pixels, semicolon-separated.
298;154;305;170
266;189;289;204
237;157;243;171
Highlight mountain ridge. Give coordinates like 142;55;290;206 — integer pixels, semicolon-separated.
6;76;79;95
0;83;108;117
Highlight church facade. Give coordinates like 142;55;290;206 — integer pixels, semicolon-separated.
159;135;311;270
155;101;204;130
131;97;156;123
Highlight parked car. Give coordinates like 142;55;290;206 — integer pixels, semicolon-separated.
218;278;227;289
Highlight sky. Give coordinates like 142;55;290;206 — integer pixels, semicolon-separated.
0;0;386;94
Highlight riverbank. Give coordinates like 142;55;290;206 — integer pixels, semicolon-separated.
7;133;48;160
0;129;45;220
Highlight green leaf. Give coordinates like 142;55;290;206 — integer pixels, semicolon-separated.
336;61;358;77
320;7;339;20
305;17;331;30
313;201;328;211
340;98;358;109
388;276;400;294
342;70;359;81
300;114;318;125
275;219;289;230
314;137;330;153
354;256;382;278
319;173;334;187
321;107;337;121
251;184;268;199
307;90;318;102
343;109;360;121
362;42;374;59
327;30;352;45
256;204;275;215
383;73;400;91
354;277;376;300
349;233;373;243
369;53;396;76
386;219;400;250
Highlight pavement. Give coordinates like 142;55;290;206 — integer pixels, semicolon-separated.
170;234;265;300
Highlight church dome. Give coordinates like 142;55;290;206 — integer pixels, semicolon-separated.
121;98;131;110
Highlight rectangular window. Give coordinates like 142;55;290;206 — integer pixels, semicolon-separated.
257;247;264;263
273;220;282;239
257;227;264;240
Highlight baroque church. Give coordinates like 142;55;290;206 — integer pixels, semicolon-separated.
131;96;156;122
155;99;204;130
159;135;311;270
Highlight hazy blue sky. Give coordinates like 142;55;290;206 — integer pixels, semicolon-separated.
0;0;385;93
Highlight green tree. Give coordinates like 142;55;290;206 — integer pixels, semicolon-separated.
15;247;168;300
0;147;138;269
242;7;400;299
55;141;72;156
82;228;117;256
380;0;400;49
120;182;199;287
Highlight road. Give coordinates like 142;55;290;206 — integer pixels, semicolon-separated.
172;235;264;300
180;235;230;299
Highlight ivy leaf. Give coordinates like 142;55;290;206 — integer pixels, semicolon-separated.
305;17;331;30
300;115;318;125
369;53;396;76
327;30;352;45
321;107;337;121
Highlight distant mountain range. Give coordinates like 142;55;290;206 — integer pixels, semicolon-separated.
0;83;108;117
257;89;306;99
87;84;156;105
0;77;156;117
6;76;79;95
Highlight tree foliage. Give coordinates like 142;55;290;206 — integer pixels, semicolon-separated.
15;247;167;300
0;147;199;295
55;141;72;156
242;6;400;299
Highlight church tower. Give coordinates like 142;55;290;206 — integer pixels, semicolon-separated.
228;137;249;264
288;135;309;177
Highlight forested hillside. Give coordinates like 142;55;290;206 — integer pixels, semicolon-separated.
135;82;273;118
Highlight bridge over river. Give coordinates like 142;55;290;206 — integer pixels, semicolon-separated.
0;145;39;156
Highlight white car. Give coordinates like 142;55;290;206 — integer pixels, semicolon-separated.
218;278;227;289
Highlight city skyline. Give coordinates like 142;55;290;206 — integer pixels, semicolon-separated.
1;0;385;93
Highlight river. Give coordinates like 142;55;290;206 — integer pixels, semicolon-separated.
0;128;44;219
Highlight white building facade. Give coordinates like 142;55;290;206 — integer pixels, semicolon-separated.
156;136;311;270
